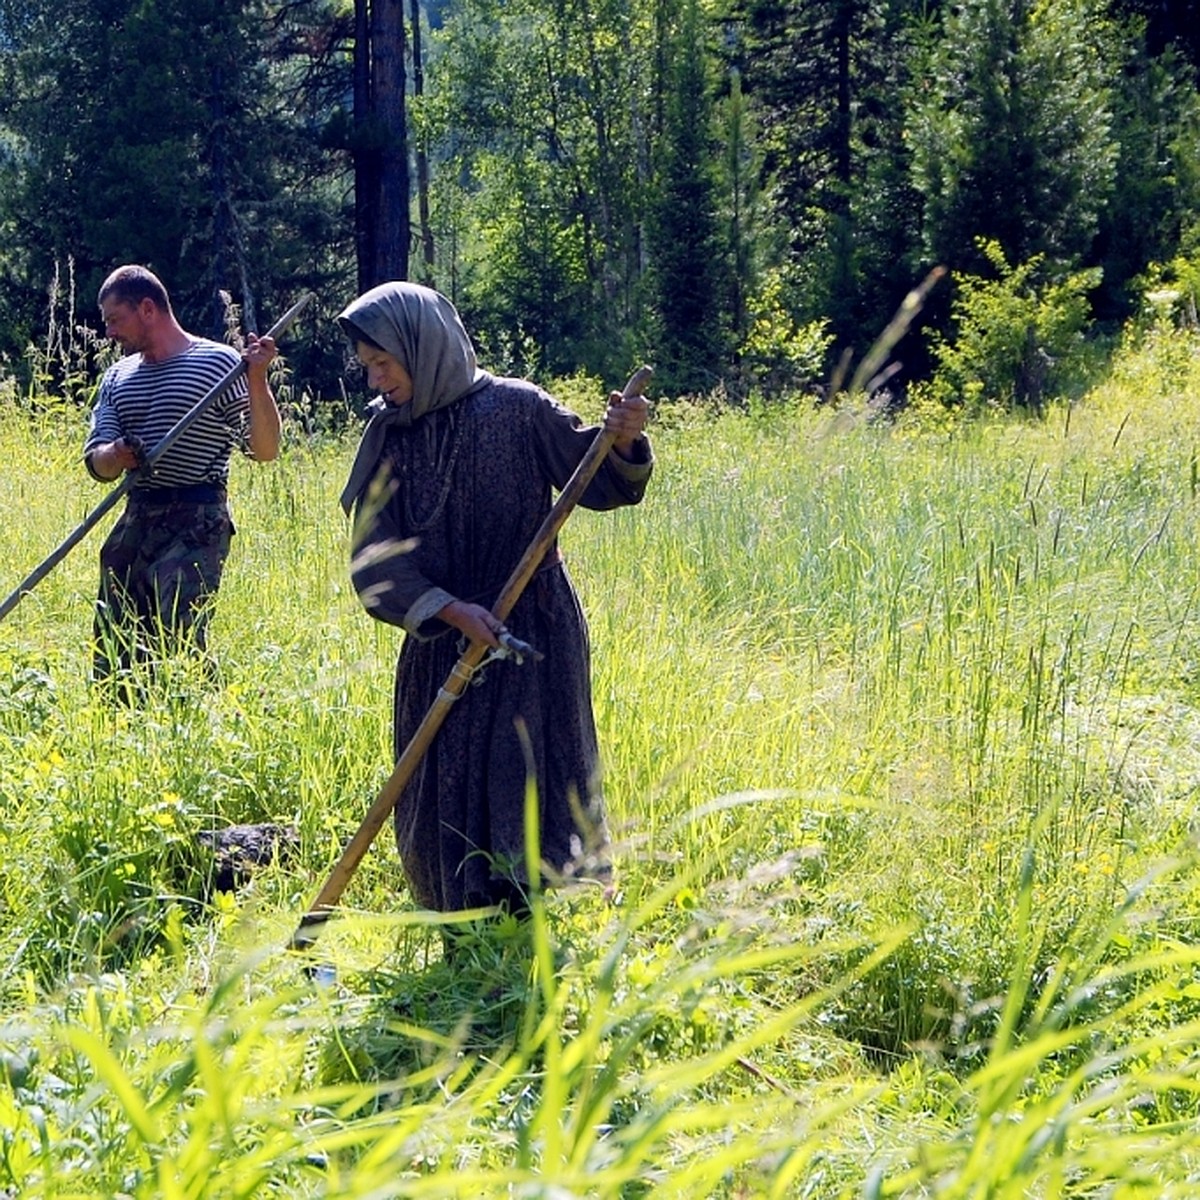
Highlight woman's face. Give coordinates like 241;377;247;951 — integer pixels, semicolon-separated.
356;342;414;407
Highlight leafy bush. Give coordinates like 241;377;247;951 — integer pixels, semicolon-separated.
741;267;835;398
1107;259;1200;398
1133;246;1200;330
928;240;1101;413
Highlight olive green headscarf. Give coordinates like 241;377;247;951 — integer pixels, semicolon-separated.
338;282;493;514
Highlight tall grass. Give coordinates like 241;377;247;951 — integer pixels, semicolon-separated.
3;324;1200;1193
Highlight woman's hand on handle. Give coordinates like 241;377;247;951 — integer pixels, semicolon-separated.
438;599;504;648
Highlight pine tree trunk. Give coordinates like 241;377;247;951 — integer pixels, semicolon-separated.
411;0;436;275
372;0;410;283
353;0;379;293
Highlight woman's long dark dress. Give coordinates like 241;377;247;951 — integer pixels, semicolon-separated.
350;378;652;912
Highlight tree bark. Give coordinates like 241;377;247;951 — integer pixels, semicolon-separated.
411;0;435;276
353;0;378;293
371;0;409;284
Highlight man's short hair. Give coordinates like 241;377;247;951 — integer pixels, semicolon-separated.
98;265;171;313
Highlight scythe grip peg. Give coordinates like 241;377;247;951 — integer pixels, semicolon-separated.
461;629;543;679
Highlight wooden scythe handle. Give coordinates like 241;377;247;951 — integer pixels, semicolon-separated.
288;365;653;951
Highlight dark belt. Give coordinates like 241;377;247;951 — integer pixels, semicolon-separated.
130;483;227;505
468;545;564;606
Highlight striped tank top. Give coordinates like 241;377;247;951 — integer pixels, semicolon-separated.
84;339;250;488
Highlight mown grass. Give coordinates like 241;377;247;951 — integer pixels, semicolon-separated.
2;321;1200;1194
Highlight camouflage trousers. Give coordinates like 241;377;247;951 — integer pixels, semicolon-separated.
93;494;234;691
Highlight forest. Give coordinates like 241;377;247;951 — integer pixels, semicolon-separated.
2;0;1200;411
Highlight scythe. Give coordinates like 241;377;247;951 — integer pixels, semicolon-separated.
0;291;315;624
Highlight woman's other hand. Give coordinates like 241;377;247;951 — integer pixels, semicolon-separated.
604;390;649;459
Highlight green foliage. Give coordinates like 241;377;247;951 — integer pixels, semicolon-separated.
1106;263;1200;401
909;0;1118;276
741;267;834;396
427;0;654;379
724;0;922;358
1092;36;1200;322
9;288;1200;1193
647;0;731;396
928;240;1101;412
0;0;353;388
3;0;1200;402
452;153;592;377
713;66;763;348
1134;251;1200;330
542;369;609;421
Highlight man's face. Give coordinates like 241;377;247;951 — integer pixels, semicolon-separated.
100;298;151;354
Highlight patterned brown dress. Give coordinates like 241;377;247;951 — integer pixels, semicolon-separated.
349;377;652;912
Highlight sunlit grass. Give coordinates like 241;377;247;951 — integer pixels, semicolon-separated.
3;326;1200;1193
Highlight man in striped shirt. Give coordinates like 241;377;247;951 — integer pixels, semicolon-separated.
84;264;281;696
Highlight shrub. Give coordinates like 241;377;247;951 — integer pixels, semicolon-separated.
741;267;834;398
1108;258;1200;397
1132;247;1200;330
928;240;1101;413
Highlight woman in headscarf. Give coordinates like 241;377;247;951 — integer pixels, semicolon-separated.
339;282;653;916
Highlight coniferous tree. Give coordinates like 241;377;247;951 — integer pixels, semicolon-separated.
649;0;728;393
850;0;941;379
1108;0;1200;66
907;0;1117;277
715;66;762;349
1091;27;1200;320
723;0;921;362
0;2;270;321
0;0;352;380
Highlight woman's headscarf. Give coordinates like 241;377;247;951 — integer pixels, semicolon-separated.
338;282;493;514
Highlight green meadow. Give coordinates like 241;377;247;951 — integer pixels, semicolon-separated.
4;324;1200;1196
